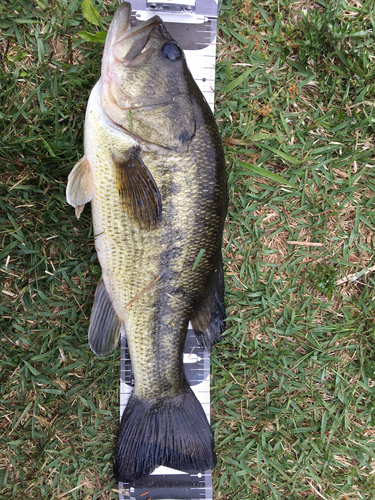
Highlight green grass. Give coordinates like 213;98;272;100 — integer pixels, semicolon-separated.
213;0;375;498
1;0;375;498
0;1;119;498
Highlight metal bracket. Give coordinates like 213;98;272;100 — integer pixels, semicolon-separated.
129;0;219;17
146;0;196;13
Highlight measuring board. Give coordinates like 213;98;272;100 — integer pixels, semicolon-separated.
118;1;220;499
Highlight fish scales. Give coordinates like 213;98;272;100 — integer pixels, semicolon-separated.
86;84;225;398
67;2;227;482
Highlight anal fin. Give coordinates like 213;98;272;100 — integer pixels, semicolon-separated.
190;255;226;351
88;278;122;356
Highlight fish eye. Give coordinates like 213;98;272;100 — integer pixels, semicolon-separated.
161;42;182;62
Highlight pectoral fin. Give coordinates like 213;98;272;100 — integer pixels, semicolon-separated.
88;278;122;356
66;156;94;219
113;147;162;230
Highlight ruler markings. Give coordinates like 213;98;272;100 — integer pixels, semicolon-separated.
119;4;218;499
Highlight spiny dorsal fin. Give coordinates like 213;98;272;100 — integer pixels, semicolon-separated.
113;147;162;230
88;278;122;356
66;156;94;219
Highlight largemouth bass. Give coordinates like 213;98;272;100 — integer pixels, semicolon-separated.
67;2;227;482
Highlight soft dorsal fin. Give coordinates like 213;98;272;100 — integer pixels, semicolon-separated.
190;255;226;351
113;147;162;230
66;156;94;219
88;278;122;356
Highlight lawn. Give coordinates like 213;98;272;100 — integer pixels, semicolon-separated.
1;0;375;499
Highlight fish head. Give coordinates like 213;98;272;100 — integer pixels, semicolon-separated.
101;2;196;152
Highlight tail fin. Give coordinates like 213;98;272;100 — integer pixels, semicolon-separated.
113;387;216;482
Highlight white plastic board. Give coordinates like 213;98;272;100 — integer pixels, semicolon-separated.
118;2;219;498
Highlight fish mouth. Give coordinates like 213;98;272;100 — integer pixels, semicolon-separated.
102;2;162;73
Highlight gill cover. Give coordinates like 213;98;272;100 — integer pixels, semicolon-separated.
100;2;196;152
